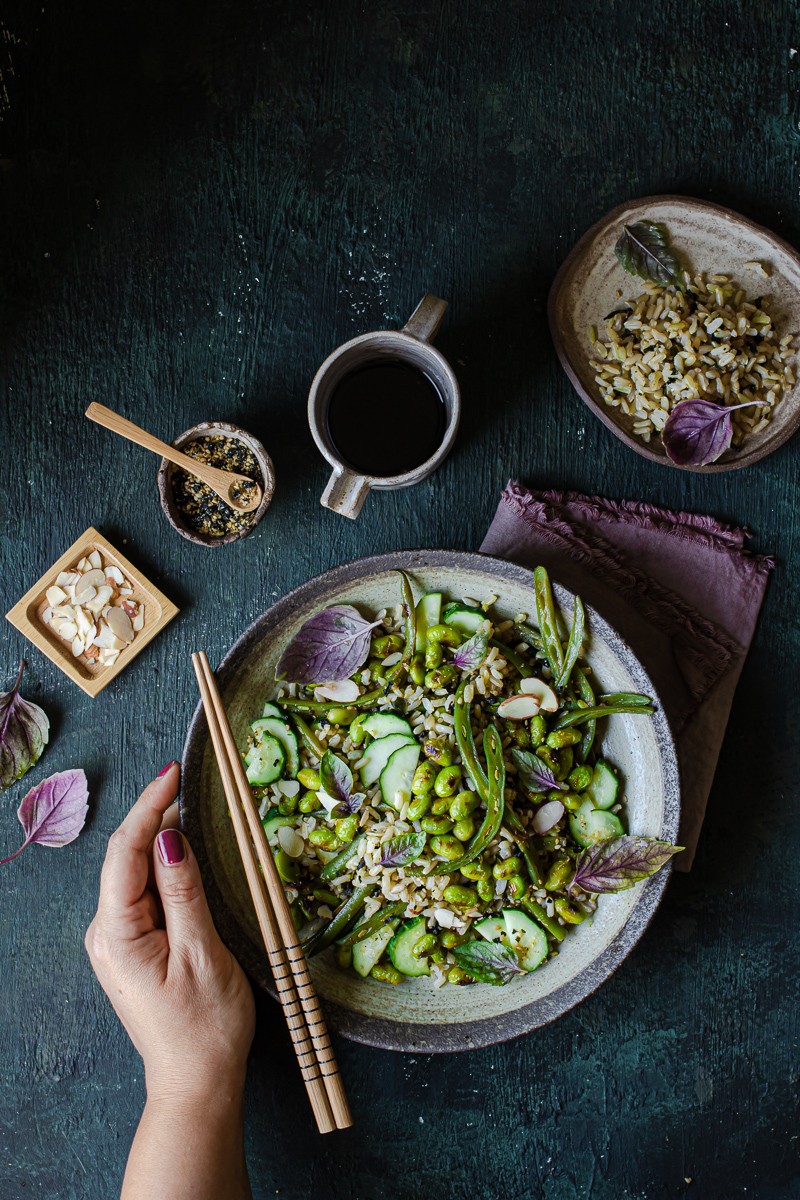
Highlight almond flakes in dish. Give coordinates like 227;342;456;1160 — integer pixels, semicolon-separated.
41;551;144;669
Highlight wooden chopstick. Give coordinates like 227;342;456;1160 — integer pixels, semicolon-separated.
191;652;353;1133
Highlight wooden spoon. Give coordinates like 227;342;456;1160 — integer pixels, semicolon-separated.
85;403;263;513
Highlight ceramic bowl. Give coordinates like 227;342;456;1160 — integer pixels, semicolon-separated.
548;194;800;472
157;421;275;547
180;550;680;1053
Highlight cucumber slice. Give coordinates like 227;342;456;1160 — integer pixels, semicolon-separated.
380;742;421;810
474;916;506;945
352;919;400;978
361;712;415;741
585;760;619;810
584;808;625;843
245;735;286;785
569;799;595;848
415;592;442;651
262;812;296;848
388;916;430;977
502;909;549;971
443;603;485;637
250;717;300;778
262;702;284;719
357;732;417;785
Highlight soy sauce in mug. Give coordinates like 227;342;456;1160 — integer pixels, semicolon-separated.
326;360;447;477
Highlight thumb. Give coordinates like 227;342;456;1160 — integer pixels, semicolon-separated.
153;829;218;957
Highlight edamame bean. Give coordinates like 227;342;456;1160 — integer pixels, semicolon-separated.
443;884;479;907
447;965;469;984
431;795;452;816
421;816;455;836
555;747;573;779
349;714;368;746
434;765;462;797
426;623;461;646
568;765;593;792
308;828;341;850
425;641;443;669
297;768;321;791
559;791;582;812
555;898;585;924
373;633;404;657
440;930;467;949
336;945;353;970
409;655;426;686
278;796;298;816
537;746;559;771
298;791;320;814
529;715;547;746
407;793;433;820
425;664;458;689
412;933;436;959
544;858;573;891
327;706;356;725
449;790;479;821
335;815;358;842
274;849;299;883
506;873;527;901
459;859;490;882
476;879;494;903
370;963;403;984
412;761;438;795
452;816;475;842
512;726;531;748
423;738;454;767
429;835;463;860
546;727;582;749
430;949;446;965
492;855;523;879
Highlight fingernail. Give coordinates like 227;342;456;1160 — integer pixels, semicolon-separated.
156;829;186;866
157;760;178;779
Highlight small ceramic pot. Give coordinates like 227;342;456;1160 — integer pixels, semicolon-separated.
308;294;461;519
158;421;275;547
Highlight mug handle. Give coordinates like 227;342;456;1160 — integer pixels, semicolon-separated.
320;467;371;520
402;294;448;343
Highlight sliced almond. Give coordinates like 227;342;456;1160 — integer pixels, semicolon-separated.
93;623;122;649
56;571;80;588
121;600;137;619
75;608;94;639
58;620;78;642
85;585;114;615
132;610;144;632
88;550;102;569
51;603;76;620
106;565;125;584
71;633;86;657
73;585;97;606
46;585;68;606
99;648;120;666
519;678;559;712
315;679;360;703
433;907;457;929
277;825;304;858
531;800;565;835
107;607;134;644
75;568;106;595
77;557;89;572
42;607;53;624
496;694;541;720
119;586;133;596
84;643;100;661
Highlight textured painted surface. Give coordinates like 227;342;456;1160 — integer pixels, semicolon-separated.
0;2;798;1197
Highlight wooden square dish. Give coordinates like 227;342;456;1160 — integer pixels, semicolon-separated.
6;527;179;697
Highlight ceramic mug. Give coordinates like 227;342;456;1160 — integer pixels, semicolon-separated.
307;294;461;519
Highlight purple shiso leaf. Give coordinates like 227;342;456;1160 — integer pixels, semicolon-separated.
0;769;89;865
452;631;489;672
661;399;761;467
276;605;382;684
511;749;567;793
570;835;684;894
379;830;427;868
318;751;365;816
0;661;50;793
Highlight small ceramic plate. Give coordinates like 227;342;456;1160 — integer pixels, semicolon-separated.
548;194;800;472
181;550;680;1053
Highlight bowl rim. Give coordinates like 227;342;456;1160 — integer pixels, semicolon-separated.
180;548;681;1053
157;420;276;546
547;192;800;473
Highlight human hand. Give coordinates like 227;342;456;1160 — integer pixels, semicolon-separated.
85;762;255;1104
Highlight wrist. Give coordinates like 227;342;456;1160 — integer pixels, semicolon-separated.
144;1056;248;1114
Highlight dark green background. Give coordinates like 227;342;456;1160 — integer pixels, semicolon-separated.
1;2;798;1197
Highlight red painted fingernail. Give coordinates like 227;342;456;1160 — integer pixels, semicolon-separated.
157;760;178;778
156;829;185;866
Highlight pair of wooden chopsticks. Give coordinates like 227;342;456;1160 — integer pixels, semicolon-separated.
191;651;352;1134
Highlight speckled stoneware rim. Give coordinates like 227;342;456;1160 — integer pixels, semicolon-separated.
180;550;680;1053
548;193;800;472
157;421;276;547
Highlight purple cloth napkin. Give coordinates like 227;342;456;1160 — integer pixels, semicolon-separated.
480;482;774;869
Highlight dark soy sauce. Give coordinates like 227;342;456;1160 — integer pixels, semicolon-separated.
326;360;447;477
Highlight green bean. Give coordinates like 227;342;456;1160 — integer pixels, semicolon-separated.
529;714;547;747
546;727;581;750
319;834;365;880
568;765;593;792
434;764;462;797
573;666;596;762
555;898;585;925
312;887;340;905
337;902;405;948
454;681;489;802
552;702;654;729
534;566;565;677
412;761;438;795
371;963;402;984
281;690;382;715
291;713;325;758
407;793;433;820
513;623;544;652
452;816;475;842
599;692;652;707
520;894;566;943
420;815;455;836
429;835;464;860
492;855;523;879
302;884;374;956
438;723;505;871
449;790;479;821
555;594;585;691
297;767;321;790
489;638;529;675
443;884;479;907
426;623;462;646
395;570;417;669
